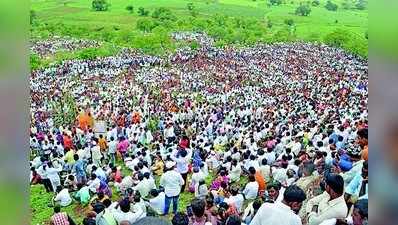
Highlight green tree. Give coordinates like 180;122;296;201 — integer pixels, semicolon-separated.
295;4;311;16
136;18;156;32
323;28;350;48
312;0;320;6
92;0;109;11
138;7;150;16
126;5;134;13
341;0;355;9
269;0;282;5
284;18;295;26
187;3;195;11
356;0;367;10
30;10;37;25
152;7;177;22
325;1;338;11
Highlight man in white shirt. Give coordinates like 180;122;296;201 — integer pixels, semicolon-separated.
134;173;152;198
224;185;245;213
243;175;259;200
251;185;306;225
306;174;348;225
111;199;144;224
148;189;166;215
159;161;184;215
53;186;72;207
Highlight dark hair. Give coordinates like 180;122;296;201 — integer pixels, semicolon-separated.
249;167;256;175
119;199;131;213
73;154;79;161
172;212;189;225
191;198;205;217
252;199;262;210
261;158;268;165
226;215;241;225
267;181;281;191
150;189;159;197
354;199;368;218
93;202;105;214
83;218;96;225
143;172;150;179
53;205;61;213
357;129;368;139
325;173;344;195
103;199;112;207
283;185;306;203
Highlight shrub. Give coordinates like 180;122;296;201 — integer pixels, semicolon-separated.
152;7;177;22
136;18;156;32
325;1;338;11
30;10;37;25
270;0;282;5
126;5;134;13
284;18;294;26
295;4;311;16
312;0;320;6
187;3;194;11
138;7;150;16
356;0;367;10
92;0;109;11
323;29;350;48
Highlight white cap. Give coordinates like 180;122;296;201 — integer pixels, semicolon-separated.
165;161;176;169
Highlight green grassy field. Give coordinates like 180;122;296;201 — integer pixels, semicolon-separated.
30;0;368;59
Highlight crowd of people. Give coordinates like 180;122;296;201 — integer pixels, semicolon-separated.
30;32;368;225
30;37;101;57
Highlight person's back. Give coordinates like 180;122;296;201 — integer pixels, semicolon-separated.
160;169;183;196
250;202;301;225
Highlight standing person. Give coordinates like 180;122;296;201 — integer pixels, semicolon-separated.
37;158;53;192
243;175;259;200
305;174;348;225
159;161;185;215
50;205;76;225
46;161;62;192
72;154;87;185
108;136;117;166
250;185;306;225
98;134;108;158
171;148;191;192
91;141;102;167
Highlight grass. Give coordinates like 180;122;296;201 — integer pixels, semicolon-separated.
30;0;368;57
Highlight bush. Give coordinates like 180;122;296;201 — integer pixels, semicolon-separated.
341;0;354;9
270;0;282;5
325;1;338;11
187;3;194;11
126;5;134;13
30;54;41;70
136;18;156;32
154;8;177;22
30;10;37;25
138;7;150;16
284;18;294;26
323;29;350;48
356;0;367;10
312;0;320;6
92;0;109;11
295;4;311;16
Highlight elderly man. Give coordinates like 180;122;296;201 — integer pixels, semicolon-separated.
305;174;348;225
